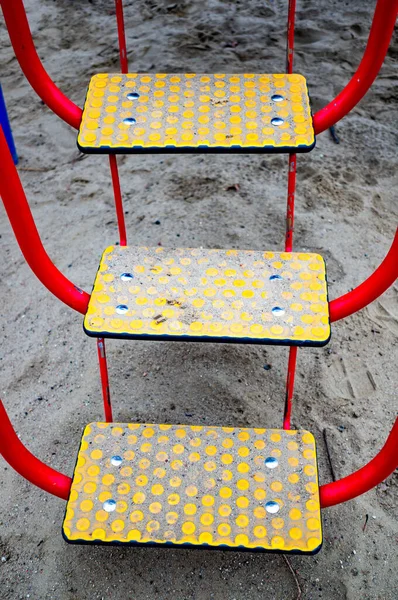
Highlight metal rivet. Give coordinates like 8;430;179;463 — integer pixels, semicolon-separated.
271;117;284;126
103;499;117;512
265;457;278;469
123;117;136;125
272;307;285;316
120;272;134;281
269;274;283;281
271;94;284;102
265;500;280;514
111;455;123;466
127;92;140;100
116;304;129;314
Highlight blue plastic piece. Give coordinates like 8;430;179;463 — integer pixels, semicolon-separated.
0;84;18;165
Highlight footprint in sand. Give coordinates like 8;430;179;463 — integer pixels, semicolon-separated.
366;284;398;337
323;355;377;400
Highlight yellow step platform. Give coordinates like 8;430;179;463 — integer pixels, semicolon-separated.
77;73;315;154
63;422;322;554
84;246;330;346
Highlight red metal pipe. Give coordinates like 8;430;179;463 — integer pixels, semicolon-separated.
286;0;296;74
320;418;398;508
97;339;113;422
282;2;298;430
109;155;127;246
1;0;82;130
281;3;299;429
283;346;297;430
313;0;398;135
0;400;72;500
2;0;128;249
284;0;297;251
329;228;398;323
0;126;90;314
114;0;128;73
285;153;296;252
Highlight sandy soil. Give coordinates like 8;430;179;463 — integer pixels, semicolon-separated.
0;0;397;598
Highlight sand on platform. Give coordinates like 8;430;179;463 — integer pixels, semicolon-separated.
0;0;397;598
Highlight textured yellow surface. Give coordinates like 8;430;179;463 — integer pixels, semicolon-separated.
63;423;322;553
77;73;315;153
84;246;330;345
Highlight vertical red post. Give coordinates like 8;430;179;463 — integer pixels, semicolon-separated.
114;0;128;74
283;0;298;430
99;2;129;420
109;1;127;248
286;0;296;74
285;153;296;253
283;346;297;430
97;338;113;422
109;154;127;247
285;0;297;254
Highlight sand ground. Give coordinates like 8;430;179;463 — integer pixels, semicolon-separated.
0;0;397;598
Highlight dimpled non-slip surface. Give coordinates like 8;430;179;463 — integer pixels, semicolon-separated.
63;423;322;553
77;73;315;153
83;245;330;346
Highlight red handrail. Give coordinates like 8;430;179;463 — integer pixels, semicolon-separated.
0;126;90;314
313;0;398;134
0;400;72;500
1;0;82;130
320;418;398;507
1;386;395;507
2;0;397;136
329;229;398;323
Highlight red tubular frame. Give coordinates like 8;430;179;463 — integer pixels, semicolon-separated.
283;0;298;430
0;400;72;500
286;0;296;74
110;1;128;246
285;153;296;253
284;0;297;254
329;229;398;323
1;390;395;506
0;127;90;314
1;0;82;130
1;0;128;243
114;0;128;73
3;0;396;137
1;0;398;511
283;346;297;430
1;0;396;321
97;338;113;422
313;0;398;134
319;418;398;507
109;155;127;246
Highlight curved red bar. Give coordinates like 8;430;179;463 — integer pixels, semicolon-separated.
1;0;82;130
329;229;398;323
313;0;398;134
0;400;72;501
320;418;398;508
3;0;397;137
0;126;90;314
